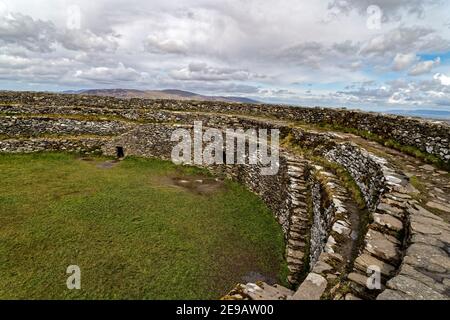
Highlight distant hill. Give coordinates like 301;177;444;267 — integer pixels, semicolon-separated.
64;89;260;104
385;109;450;122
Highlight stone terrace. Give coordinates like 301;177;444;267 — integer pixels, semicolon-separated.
0;91;449;300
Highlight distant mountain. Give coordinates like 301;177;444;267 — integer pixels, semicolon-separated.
64;89;260;104
384;109;450;122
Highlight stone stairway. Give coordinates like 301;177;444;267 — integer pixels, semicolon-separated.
299;166;364;300
284;155;310;286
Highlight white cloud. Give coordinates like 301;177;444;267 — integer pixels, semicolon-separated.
361;26;450;57
408;57;440;76
170;62;262;82
0;0;450;109
434;73;450;86
0;12;56;52
74;63;147;83
392;53;417;71
58;29;119;52
145;35;188;55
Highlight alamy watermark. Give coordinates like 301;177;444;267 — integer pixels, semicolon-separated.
171;121;280;176
367;5;382;30
66;265;81;290
66;4;82;30
366;265;381;290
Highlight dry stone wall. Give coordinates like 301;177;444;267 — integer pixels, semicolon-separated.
0;116;133;137
0;137;106;154
0;91;448;164
0;91;449;300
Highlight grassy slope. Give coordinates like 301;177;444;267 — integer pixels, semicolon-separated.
0;153;286;299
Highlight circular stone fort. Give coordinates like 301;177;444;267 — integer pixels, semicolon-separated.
0;91;449;300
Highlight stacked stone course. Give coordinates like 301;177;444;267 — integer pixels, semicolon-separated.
0;91;449;300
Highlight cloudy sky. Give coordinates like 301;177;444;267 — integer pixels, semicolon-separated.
1;0;450;111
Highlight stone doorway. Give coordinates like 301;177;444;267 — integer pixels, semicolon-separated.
116;146;125;159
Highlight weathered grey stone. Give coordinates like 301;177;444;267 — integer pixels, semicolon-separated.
288;239;307;249
373;213;403;232
403;243;450;274
408;204;444;221
324;235;336;253
364;229;401;263
345;293;362;300
420;164;435;171
376;289;412;300
273;284;294;297
410;233;447;248
410;213;449;235
386;275;447;300
376;203;404;218
332;220;351;236
312;260;333;274
388;192;412;200
354;253;396;277
242;283;288;300
287;248;305;260
348;272;369;288
292;273;327;300
287;256;302;265
426;201;450;213
399;264;447;294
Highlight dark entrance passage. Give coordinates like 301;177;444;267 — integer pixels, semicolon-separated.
116;146;125;159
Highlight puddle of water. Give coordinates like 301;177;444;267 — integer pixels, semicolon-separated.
96;160;120;169
171;176;224;195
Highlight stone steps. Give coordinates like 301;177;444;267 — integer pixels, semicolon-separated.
284;155;310;285
344;157;412;299
292;166;365;300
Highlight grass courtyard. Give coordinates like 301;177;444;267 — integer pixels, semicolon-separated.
0;153;287;299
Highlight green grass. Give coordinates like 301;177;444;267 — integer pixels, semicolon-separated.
0;153;286;300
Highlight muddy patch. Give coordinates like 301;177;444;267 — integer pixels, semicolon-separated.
96;160;120;169
78;157;121;170
170;176;225;195
241;271;277;285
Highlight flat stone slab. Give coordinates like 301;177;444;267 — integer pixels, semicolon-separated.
273;284;294;297
386;275;447;300
331;220;351;236
291;273;327;300
373;213;403;232
348;272;369;288
419;164;436;171
345;293;362;300
399;264;447;294
403;243;450;274
411;233;448;248
312;260;333;274
364;229;400;263
376;203;404;218
241;283;291;300
410;213;449;235
408;204;444;221
354;253;396;277
377;289;412;300
287;248;305;260
426;201;450;213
